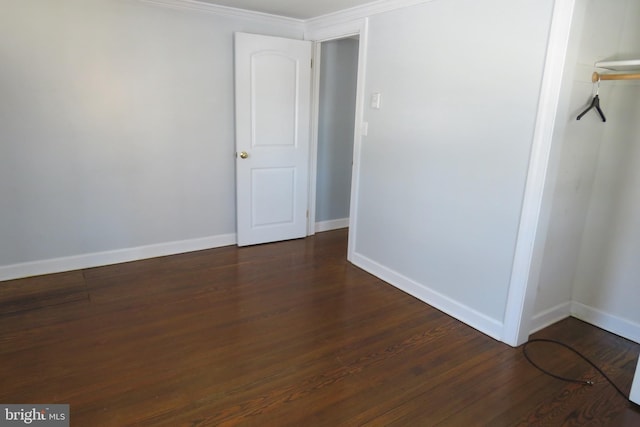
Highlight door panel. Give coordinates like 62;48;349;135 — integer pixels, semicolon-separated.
252;54;297;147
251;168;296;227
235;32;312;246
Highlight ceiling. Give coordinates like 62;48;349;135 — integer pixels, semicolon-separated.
197;0;378;20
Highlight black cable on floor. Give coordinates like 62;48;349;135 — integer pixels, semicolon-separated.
523;338;630;402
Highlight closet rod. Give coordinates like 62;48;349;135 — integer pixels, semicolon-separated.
592;71;640;83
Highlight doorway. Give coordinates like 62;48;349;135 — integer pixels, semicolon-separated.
313;37;359;234
307;20;368;261
233;22;367;253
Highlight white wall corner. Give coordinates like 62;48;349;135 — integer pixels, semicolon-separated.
501;0;576;347
351;252;504;341
0;233;237;282
529;302;572;335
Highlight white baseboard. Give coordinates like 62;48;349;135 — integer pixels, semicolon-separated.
529;302;572;334
350;251;504;341
571;302;640;344
315;218;349;233
0;233;237;282
528;302;639;344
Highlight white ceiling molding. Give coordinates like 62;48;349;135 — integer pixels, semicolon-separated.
306;0;434;29
305;17;366;42
139;0;305;29
140;0;434;30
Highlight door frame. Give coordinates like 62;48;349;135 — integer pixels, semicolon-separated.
501;0;576;346
305;18;369;262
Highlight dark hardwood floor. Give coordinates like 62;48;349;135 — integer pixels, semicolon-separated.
1;229;639;426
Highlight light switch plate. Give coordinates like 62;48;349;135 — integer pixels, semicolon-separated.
370;93;381;109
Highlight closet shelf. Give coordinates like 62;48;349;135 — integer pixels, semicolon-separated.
595;59;640;72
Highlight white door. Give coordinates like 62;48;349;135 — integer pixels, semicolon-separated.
234;33;313;247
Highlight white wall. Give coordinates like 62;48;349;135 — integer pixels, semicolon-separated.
533;0;640;342
10;0;620;347
316;38;358;224
0;0;302;277
531;0;597;329
349;0;555;335
572;84;640;341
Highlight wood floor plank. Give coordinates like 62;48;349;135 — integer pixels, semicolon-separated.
0;270;88;315
1;229;639;426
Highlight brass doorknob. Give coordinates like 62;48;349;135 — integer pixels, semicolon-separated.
239;151;249;159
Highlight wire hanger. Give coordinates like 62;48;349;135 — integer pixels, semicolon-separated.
576;77;606;122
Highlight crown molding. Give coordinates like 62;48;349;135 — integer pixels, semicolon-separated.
306;0;434;29
140;0;434;31
139;0;305;29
